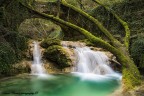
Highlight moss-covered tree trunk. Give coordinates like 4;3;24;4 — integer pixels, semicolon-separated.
6;0;141;92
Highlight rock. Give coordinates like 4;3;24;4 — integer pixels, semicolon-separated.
40;38;61;48
61;41;86;48
43;45;72;69
12;61;31;74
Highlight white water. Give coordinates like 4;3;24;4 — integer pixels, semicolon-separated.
31;41;46;75
73;47;122;80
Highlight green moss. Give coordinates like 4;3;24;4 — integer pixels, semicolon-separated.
80;39;94;46
44;45;71;69
61;0;122;47
122;65;141;91
18;18;63;40
22;1;141;90
40;38;61;48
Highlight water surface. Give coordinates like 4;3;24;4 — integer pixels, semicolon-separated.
0;73;121;96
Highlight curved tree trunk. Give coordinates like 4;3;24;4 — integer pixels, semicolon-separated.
92;0;130;50
61;0;122;47
17;0;141;92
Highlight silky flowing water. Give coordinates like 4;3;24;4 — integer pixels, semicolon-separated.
0;42;121;96
31;41;46;75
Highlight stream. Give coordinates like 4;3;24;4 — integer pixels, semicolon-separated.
0;41;121;96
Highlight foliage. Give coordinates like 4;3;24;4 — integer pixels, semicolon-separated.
44;45;71;69
0;0;142;90
40;38;61;48
131;37;144;68
3;0;31;30
0;42;16;76
0;26;28;76
4;32;28;60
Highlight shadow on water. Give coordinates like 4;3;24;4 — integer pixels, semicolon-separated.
0;73;121;96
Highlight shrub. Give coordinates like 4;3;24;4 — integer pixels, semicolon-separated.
131;37;144;68
0;42;16;76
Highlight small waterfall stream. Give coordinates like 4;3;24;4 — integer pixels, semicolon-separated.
0;41;122;96
74;47;114;74
31;41;46;75
72;46;122;81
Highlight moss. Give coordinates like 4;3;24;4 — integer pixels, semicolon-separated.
92;0;130;49
22;1;141;90
122;64;141;91
80;39;95;46
61;0;122;47
44;45;71;69
18;18;63;39
40;38;61;48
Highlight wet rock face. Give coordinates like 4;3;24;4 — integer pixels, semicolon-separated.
25;40;121;73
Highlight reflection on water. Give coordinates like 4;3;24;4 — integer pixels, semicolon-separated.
0;74;121;96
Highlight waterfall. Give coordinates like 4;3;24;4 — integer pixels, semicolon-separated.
31;41;46;75
74;47;117;75
73;47;122;80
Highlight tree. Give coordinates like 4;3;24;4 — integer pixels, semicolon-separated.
1;0;141;91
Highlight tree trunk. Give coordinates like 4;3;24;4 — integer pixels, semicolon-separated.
92;0;130;50
61;0;122;47
19;0;141;91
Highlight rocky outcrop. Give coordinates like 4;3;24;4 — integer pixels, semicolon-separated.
43;45;72;68
40;39;73;69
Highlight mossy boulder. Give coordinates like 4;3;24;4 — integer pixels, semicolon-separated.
19;18;63;40
40;38;61;48
43;45;71;69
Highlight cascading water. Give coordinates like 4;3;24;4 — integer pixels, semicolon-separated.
0;42;121;96
74;47;121;80
75;47;114;74
31;41;46;75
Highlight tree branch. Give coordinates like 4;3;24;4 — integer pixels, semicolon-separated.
92;0;130;50
61;0;122;47
19;1;126;59
18;1;142;90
